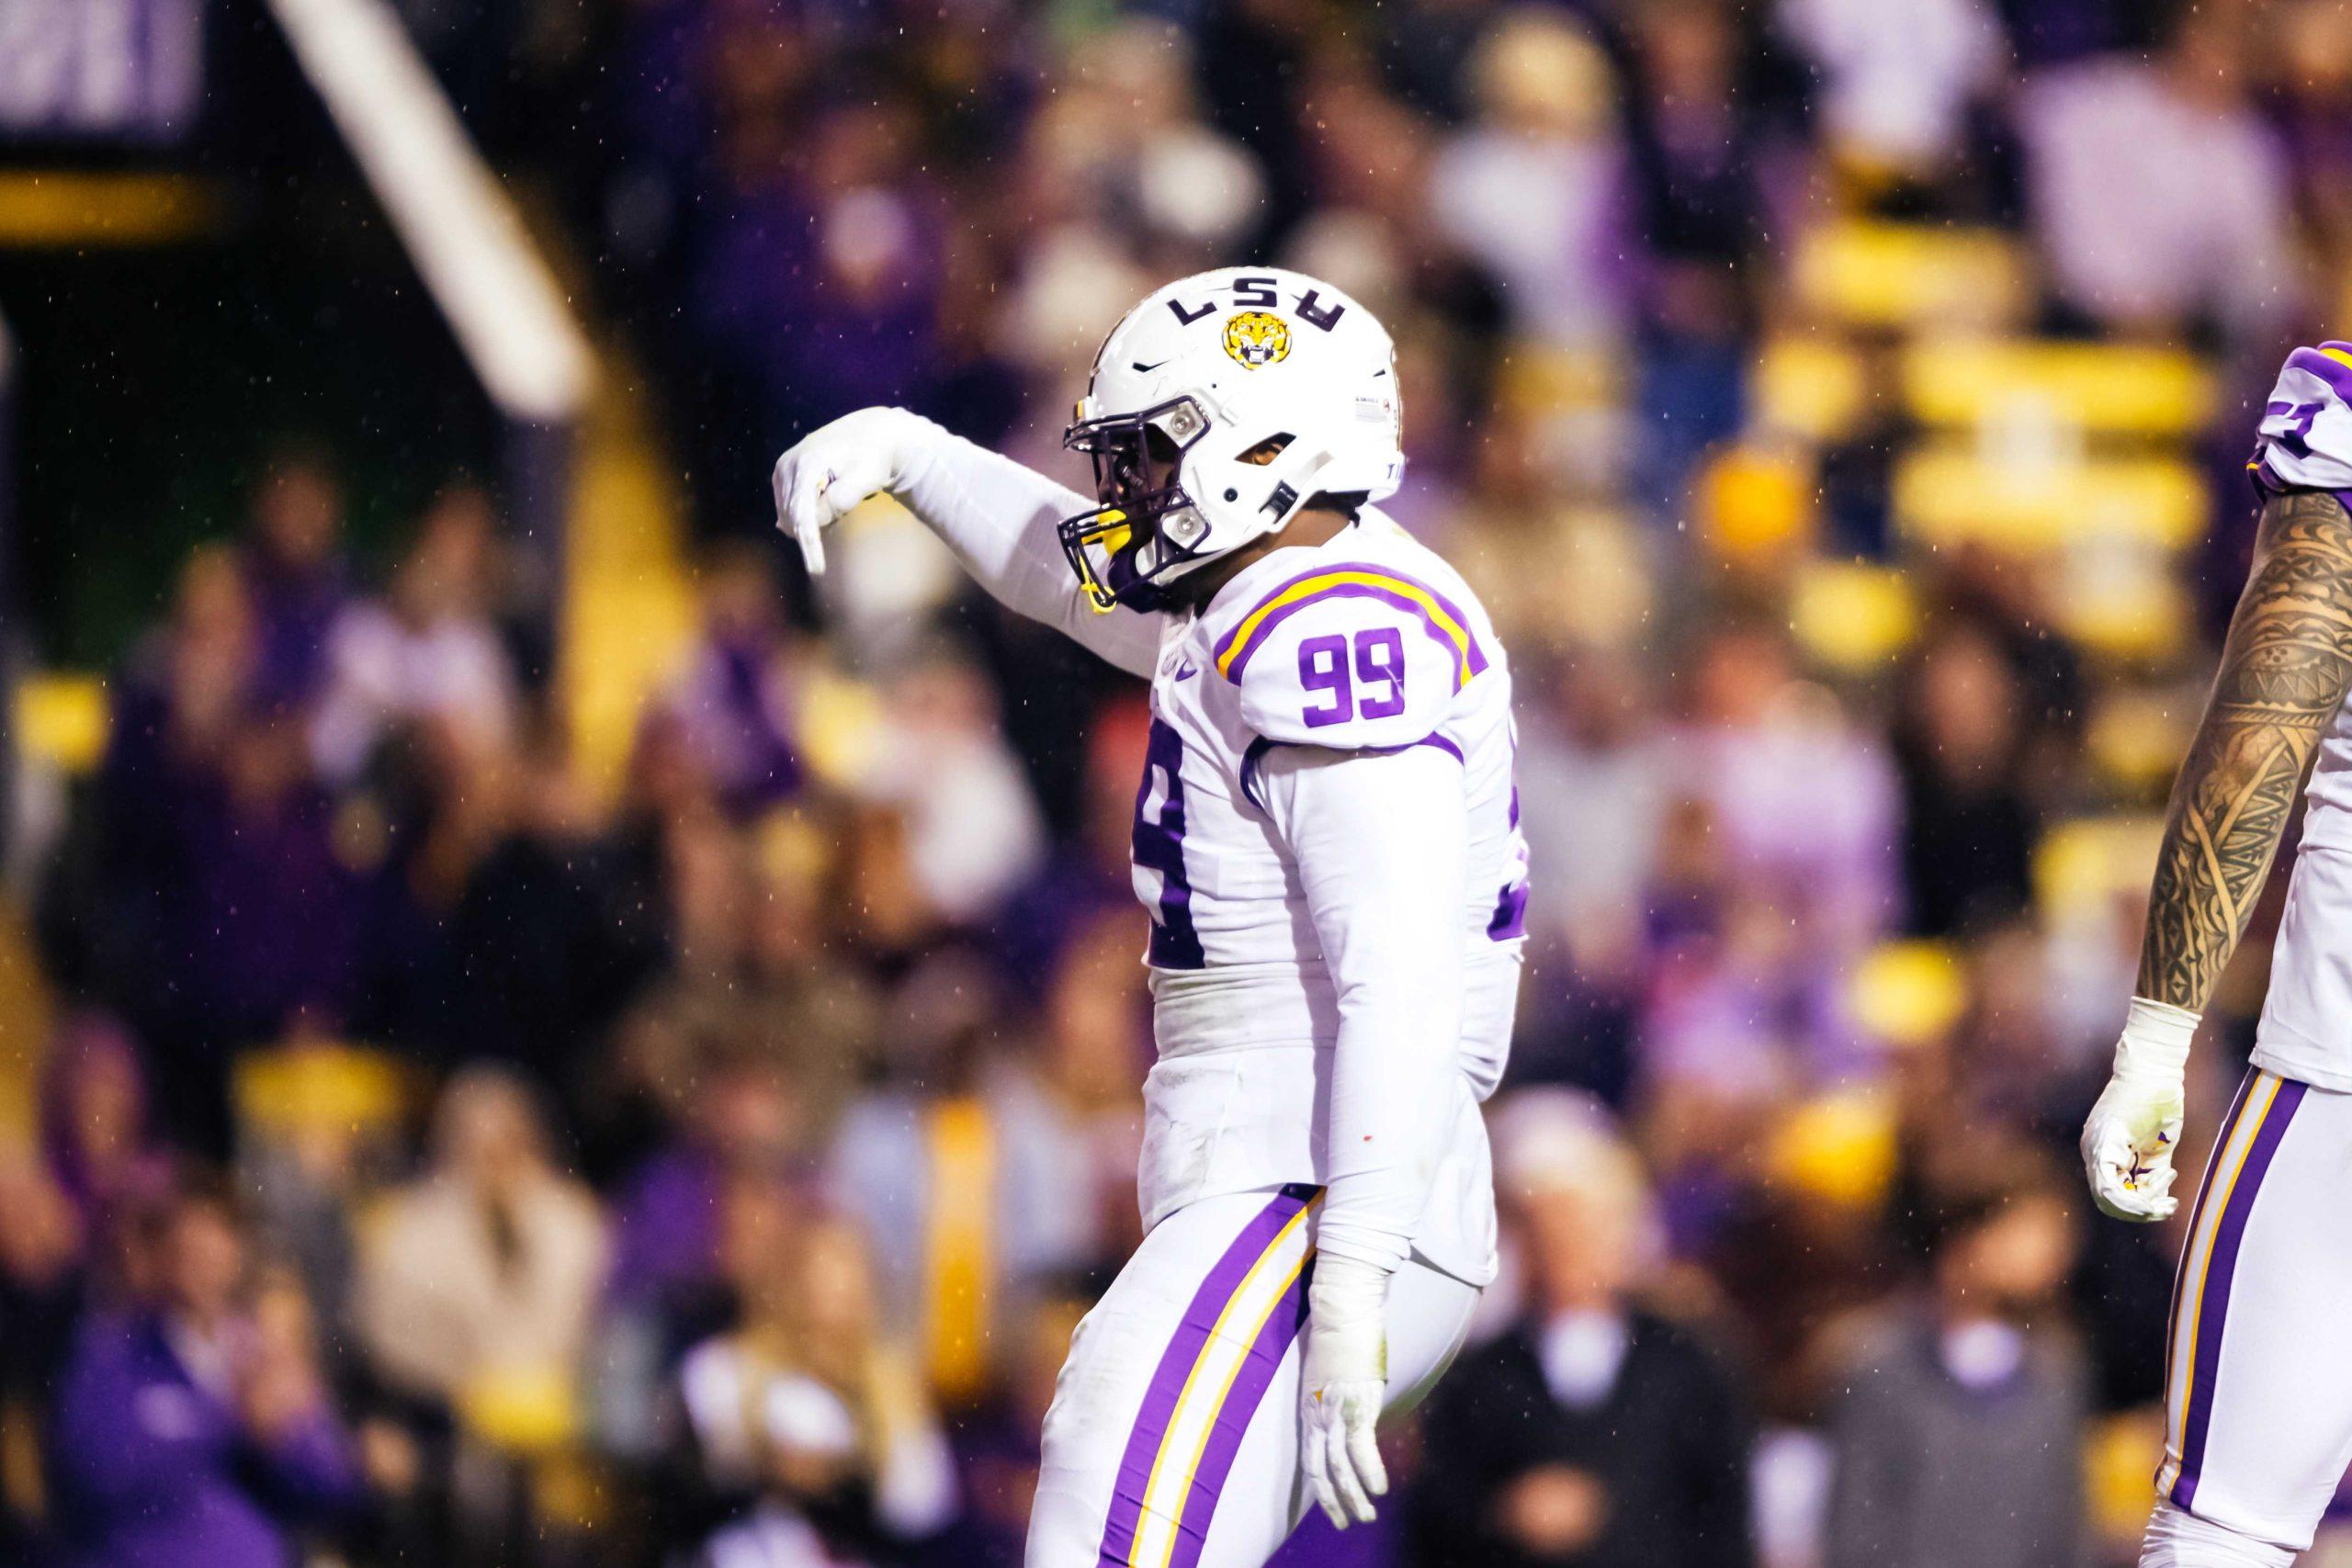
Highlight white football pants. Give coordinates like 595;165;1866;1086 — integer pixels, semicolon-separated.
2145;1068;2352;1563
1024;1183;1480;1568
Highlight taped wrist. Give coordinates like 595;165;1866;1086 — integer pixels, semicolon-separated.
2115;996;2198;1079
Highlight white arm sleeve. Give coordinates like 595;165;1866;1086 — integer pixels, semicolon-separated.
1256;740;1467;1275
894;423;1164;678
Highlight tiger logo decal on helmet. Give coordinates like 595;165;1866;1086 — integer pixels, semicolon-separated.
1222;310;1291;369
1059;269;1403;612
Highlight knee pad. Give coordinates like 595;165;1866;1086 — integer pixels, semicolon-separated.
2142;1501;2296;1568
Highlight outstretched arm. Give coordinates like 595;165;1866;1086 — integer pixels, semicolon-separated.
774;407;1164;678
2138;489;2352;1007
2085;489;2352;1219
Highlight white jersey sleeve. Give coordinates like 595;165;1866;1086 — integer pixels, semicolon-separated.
895;425;1165;679
2254;344;2352;496
1215;562;1481;749
1251;740;1467;1276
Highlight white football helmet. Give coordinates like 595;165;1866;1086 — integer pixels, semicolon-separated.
1058;268;1405;612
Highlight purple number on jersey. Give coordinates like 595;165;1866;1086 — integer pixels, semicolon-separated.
1354;626;1406;718
2271;398;2325;459
1297;628;1407;728
1131;716;1204;967
1298;634;1352;728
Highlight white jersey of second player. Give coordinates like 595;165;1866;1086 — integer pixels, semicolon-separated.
1126;507;1526;1284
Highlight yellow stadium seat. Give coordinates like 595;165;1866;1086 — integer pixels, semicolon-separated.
2085;1409;2166;1551
13;674;109;775
793;660;890;790
0;172;220;248
0;897;53;1145
1696;443;1816;561
1848;939;1969;1050
1493;343;1623;417
2063;569;2193;662
1904;338;2214;440
1791;559;1918;671
1894;445;2208;553
2087;692;2195;799
459;1363;580;1455
2034;815;2165;925
1751;335;1870;443
234;1040;412;1141
1792;220;2030;332
1770;1090;1899;1211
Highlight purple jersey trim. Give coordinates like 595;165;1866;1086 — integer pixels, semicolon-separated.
1487;881;1529;941
2286;344;2352;406
2243;447;2352;522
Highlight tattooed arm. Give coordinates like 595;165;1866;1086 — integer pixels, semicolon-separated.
2138;488;2352;1009
2083;488;2352;1221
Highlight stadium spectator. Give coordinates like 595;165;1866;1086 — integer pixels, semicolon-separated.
2018;2;2301;345
648;541;805;818
1821;1167;2088;1568
1892;617;2042;936
239;442;352;712
353;1067;605;1410
673;1195;956;1565
39;1011;171;1270
311;481;520;787
1410;1092;1755;1568
1778;0;2007;188
0;1142;83;1559
1427;10;1638;352
43;1169;361;1568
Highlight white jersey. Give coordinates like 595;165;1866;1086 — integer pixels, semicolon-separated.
888;423;1525;1284
1131;510;1525;1283
2241;344;2352;1090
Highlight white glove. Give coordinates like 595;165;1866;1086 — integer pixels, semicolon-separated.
770;406;933;577
2080;997;2198;1222
1298;1253;1389;1529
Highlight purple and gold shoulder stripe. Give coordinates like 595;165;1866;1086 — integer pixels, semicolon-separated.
1212;562;1488;691
2284;342;2352;404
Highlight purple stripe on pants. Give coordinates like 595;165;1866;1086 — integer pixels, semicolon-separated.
2171;1077;2308;1511
1163;1258;1315;1568
1097;1185;1318;1567
2161;1070;2257;1416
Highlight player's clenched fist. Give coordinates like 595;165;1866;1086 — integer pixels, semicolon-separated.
770;406;933;576
2079;998;2197;1222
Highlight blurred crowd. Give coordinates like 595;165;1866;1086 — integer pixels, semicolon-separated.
9;0;2352;1565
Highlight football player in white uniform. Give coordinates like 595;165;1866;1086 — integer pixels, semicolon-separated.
772;268;1527;1568
2083;343;2352;1568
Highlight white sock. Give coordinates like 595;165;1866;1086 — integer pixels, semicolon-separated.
2142;1501;2296;1568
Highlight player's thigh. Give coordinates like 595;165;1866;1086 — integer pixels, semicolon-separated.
1026;1189;1483;1568
2159;1070;2352;1551
1193;1252;1479;1568
1027;1185;1322;1568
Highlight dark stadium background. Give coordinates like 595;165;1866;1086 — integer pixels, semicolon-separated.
0;1;2334;1564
